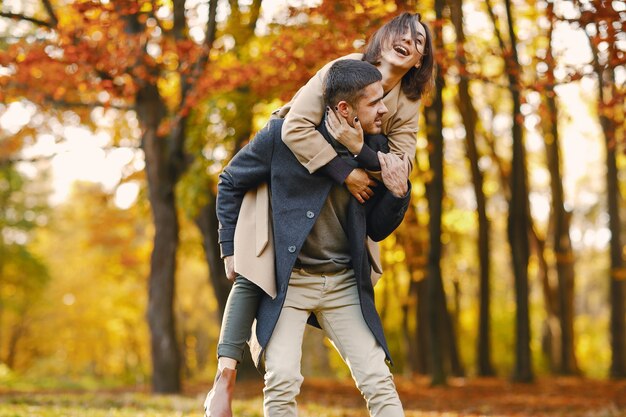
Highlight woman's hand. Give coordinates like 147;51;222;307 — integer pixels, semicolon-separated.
378;152;409;198
325;107;364;155
345;168;377;204
223;256;236;281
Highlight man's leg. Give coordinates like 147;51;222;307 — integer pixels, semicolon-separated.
205;276;263;417
316;271;404;417
263;269;322;417
263;306;309;416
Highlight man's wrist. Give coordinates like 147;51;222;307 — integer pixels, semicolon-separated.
220;242;234;258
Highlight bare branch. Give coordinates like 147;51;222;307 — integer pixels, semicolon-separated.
248;0;263;33
41;99;130;111
168;0;219;178
0;153;56;166
483;0;507;54
0;12;54;28
0;143;140;167
172;0;186;39
228;0;240;22
205;0;218;49
179;0;218;101
41;0;58;27
33;95;130;111
4;82;132;110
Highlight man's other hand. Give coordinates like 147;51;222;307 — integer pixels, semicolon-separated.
378;152;409;198
345;168;377;204
224;256;236;281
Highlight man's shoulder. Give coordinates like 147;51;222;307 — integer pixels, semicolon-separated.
255;117;285;142
266;117;285;134
334;52;364;63
247;118;285;151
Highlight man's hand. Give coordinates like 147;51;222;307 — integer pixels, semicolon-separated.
325;107;364;155
378;152;409;198
224;256;236;281
345;168;377;204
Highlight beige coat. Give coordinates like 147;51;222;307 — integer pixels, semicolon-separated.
233;53;420;298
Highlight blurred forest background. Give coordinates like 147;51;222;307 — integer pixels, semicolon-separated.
0;0;624;398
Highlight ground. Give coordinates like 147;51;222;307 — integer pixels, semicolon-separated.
0;377;625;416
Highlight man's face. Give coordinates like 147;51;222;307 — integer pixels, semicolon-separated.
350;81;388;134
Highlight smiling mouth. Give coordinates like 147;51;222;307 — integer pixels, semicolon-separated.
393;45;409;56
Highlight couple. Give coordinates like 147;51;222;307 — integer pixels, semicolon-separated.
205;12;435;417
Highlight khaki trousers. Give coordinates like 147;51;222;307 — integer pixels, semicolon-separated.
263;268;404;417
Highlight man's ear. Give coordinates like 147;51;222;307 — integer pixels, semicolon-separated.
336;101;351;118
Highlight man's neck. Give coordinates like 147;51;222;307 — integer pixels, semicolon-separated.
317;113;336;143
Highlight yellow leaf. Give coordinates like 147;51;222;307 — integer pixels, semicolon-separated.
30;67;43;79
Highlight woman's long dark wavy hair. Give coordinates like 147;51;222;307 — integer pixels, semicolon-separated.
363;12;435;101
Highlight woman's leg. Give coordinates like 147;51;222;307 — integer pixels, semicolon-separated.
217;276;263;363
205;276;263;417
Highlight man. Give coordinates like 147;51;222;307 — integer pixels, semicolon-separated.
216;59;410;416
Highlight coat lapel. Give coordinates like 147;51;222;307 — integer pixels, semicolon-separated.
381;82;401;128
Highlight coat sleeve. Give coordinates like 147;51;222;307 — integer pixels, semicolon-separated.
281;53;364;175
216;124;275;258
365;183;412;242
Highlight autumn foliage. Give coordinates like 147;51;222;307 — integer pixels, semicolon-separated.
0;0;625;402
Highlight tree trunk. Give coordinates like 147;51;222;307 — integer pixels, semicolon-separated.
6;319;26;369
540;4;579;374
425;92;446;385
448;0;494;376
442;278;465;377
0;255;4;356
531;224;561;371
425;0;448;383
404;279;421;373
508;119;532;383
416;278;431;374
585;18;626;377
396;203;429;374
195;194;232;318
138;83;182;393
544;93;576;374
578;8;626;377
600;72;626;379
301;328;332;376
502;0;533;383
195;193;259;378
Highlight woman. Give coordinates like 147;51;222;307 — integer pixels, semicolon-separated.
204;12;434;417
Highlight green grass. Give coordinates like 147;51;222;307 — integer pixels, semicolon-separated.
0;392;460;417
1;377;625;417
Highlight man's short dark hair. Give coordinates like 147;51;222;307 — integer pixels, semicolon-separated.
323;60;383;109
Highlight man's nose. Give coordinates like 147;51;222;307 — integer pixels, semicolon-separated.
379;103;388;115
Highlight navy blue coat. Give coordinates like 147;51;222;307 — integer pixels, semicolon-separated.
217;118;411;365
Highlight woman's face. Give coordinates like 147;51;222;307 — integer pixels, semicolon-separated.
380;20;427;71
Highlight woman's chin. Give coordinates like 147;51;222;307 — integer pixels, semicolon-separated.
383;54;414;70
